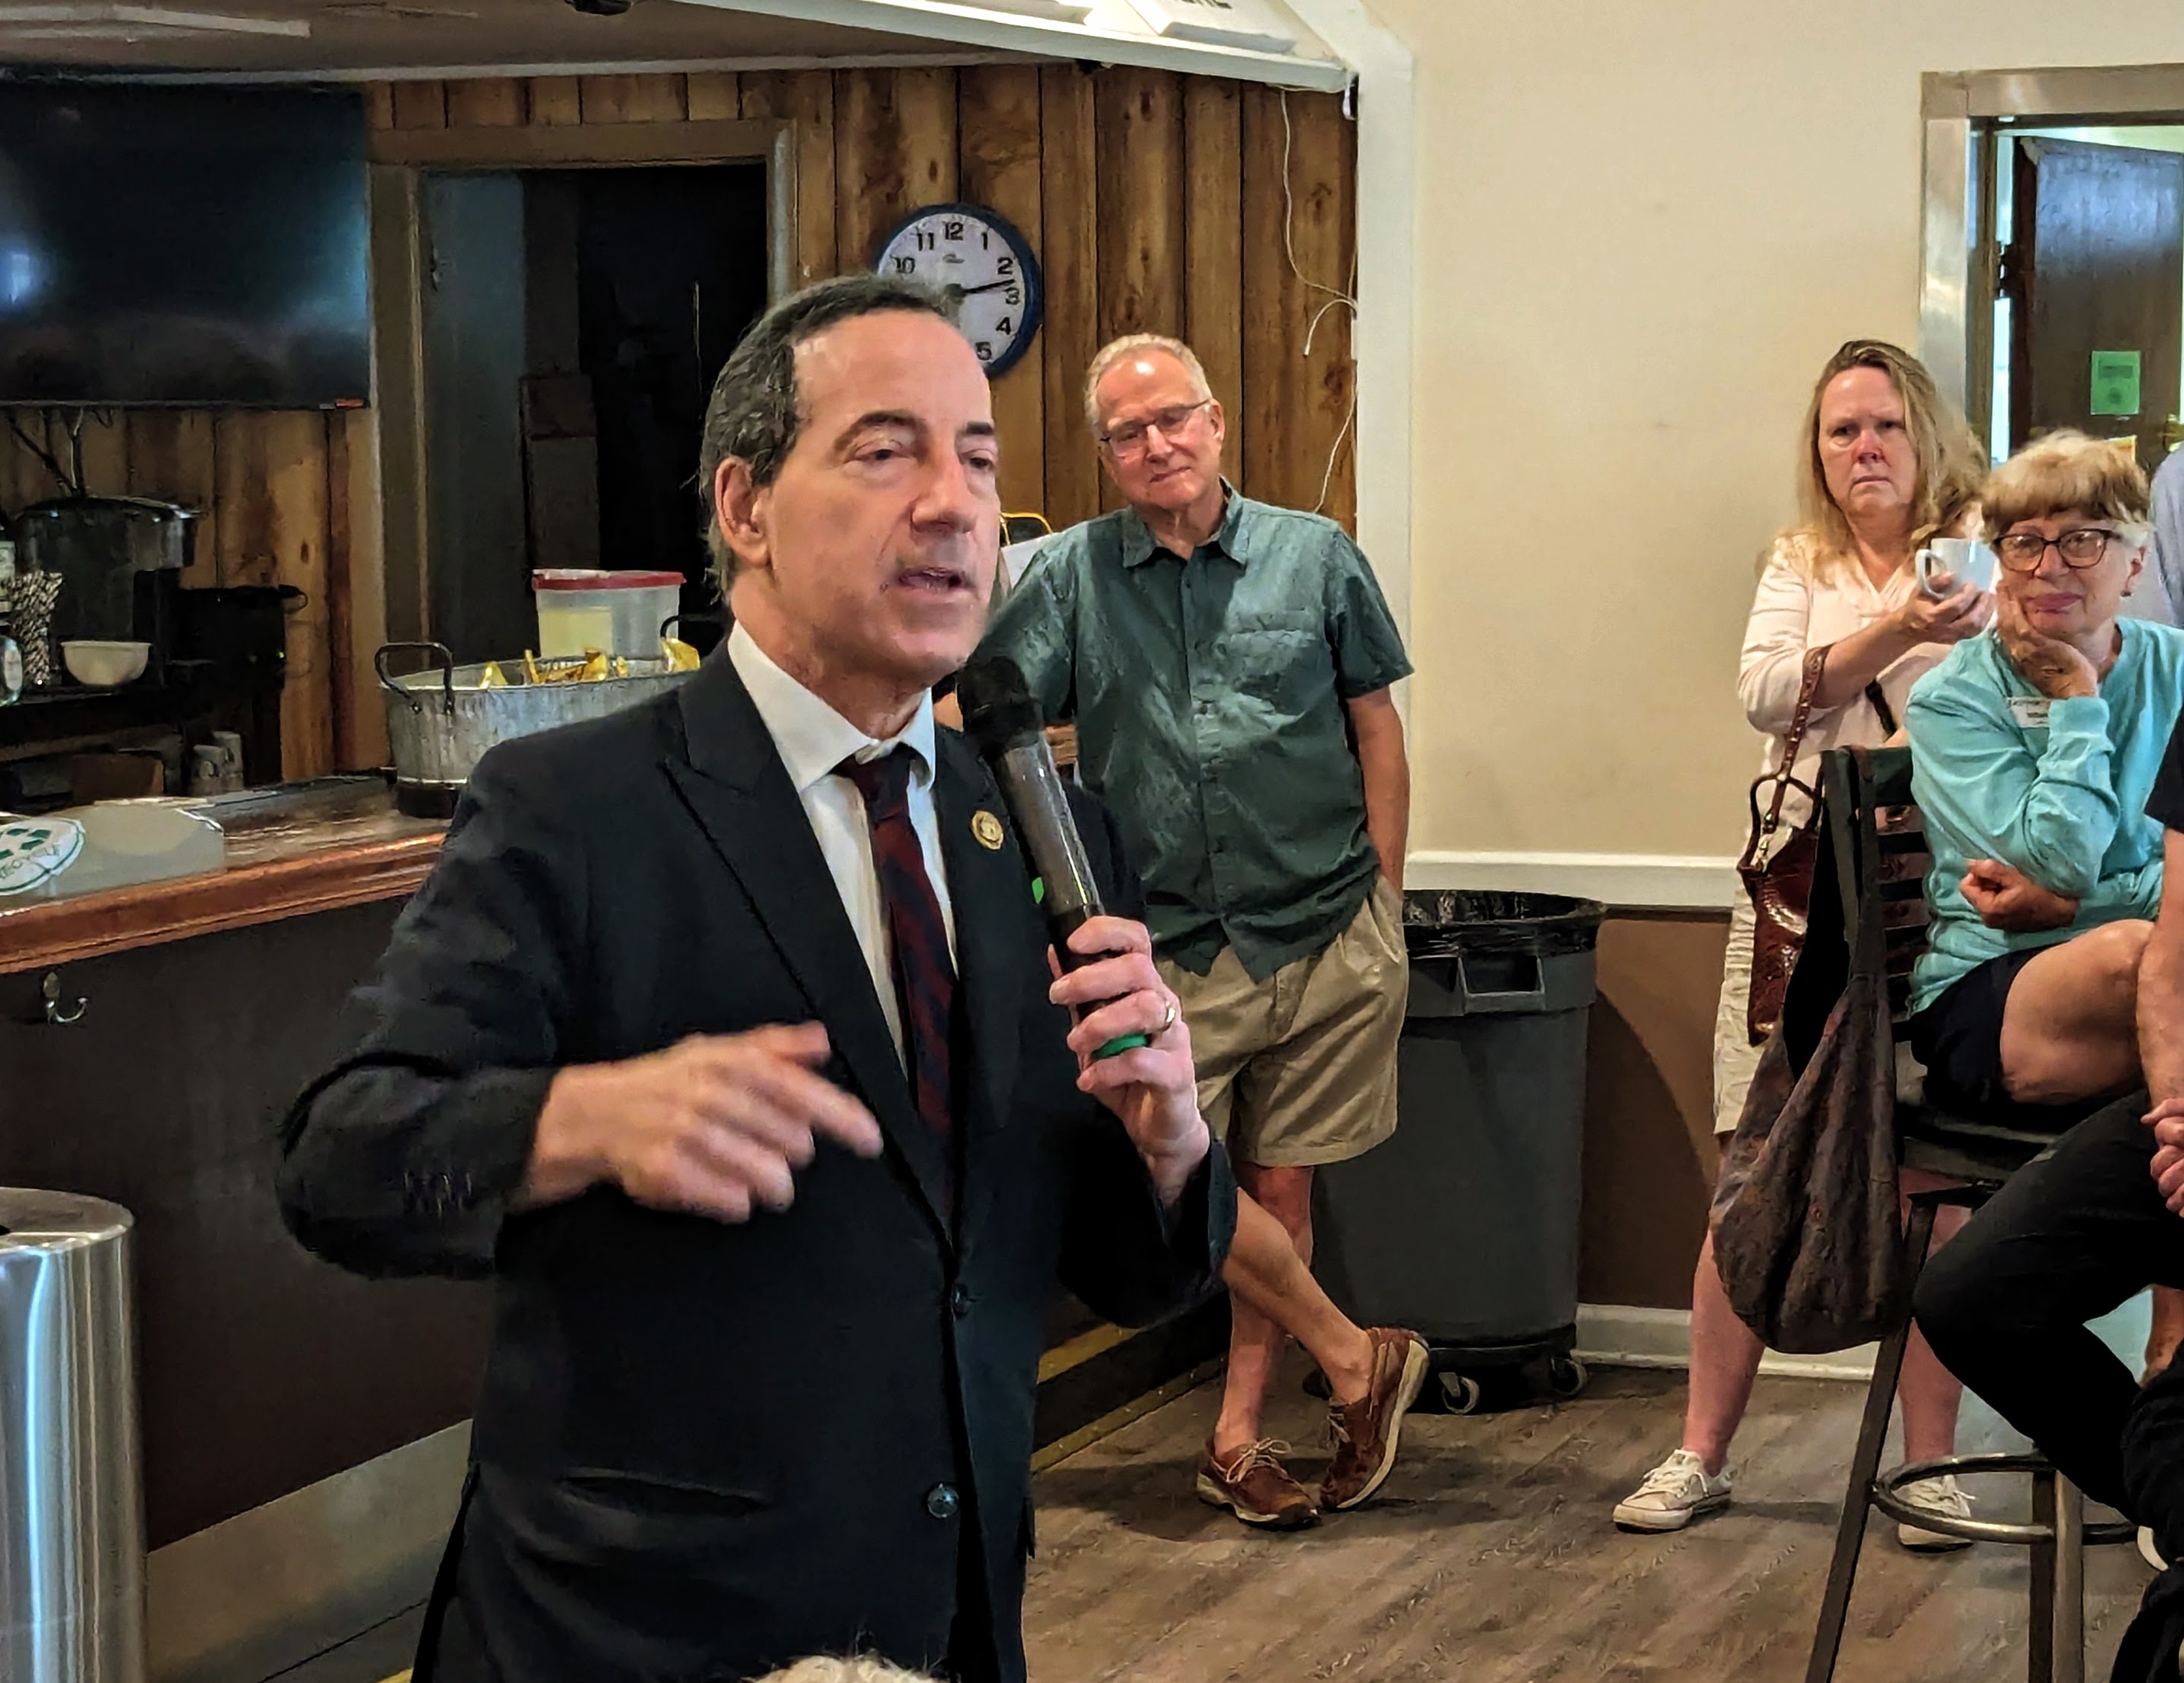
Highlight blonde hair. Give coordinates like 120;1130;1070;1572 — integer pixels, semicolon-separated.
1788;339;1986;579
752;1661;938;1683
1083;333;1212;431
1980;429;2151;539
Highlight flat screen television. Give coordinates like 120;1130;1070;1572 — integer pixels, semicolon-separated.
0;82;369;408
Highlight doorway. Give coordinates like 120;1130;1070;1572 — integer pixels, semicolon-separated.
1984;128;2184;475
416;163;769;663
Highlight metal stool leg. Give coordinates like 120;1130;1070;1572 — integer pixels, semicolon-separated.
2052;1476;2084;1683
2029;1467;2056;1683
1806;1198;1939;1683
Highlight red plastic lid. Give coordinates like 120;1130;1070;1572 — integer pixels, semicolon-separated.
532;570;684;592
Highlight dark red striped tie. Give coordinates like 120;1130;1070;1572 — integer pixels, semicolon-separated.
839;750;956;1140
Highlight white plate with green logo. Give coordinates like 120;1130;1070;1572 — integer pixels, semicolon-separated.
0;816;84;895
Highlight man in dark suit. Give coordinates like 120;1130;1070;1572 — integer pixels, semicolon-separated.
277;275;1235;1683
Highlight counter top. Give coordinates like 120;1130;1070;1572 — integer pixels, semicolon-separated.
0;778;446;977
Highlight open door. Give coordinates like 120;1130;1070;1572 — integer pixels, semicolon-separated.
2006;137;2184;474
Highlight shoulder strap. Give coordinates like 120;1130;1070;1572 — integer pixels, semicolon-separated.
1756;646;1832;838
1864;680;1899;739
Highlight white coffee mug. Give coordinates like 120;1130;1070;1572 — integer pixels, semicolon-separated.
1917;537;1999;598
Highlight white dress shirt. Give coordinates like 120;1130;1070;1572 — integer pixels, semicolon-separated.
726;623;956;1062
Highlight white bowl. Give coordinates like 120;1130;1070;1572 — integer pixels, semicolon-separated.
62;640;150;687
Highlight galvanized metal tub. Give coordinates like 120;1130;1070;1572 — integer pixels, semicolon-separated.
376;642;695;817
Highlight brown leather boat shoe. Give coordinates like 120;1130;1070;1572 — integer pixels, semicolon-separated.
1320;1328;1430;1511
1196;1438;1320;1530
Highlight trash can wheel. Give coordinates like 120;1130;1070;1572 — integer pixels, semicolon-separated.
1437;1372;1485;1414
1545;1354;1588;1399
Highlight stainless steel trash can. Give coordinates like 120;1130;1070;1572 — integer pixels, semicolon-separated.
0;1189;144;1682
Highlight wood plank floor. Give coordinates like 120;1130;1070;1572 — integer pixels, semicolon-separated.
1023;1359;2153;1682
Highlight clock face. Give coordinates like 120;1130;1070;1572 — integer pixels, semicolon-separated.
874;203;1044;379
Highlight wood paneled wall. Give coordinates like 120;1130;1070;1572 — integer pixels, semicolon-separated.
0;65;1356;777
0;409;368;782
371;66;1357;529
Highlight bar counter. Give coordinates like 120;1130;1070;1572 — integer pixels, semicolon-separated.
0;777;446;977
0;777;481;1562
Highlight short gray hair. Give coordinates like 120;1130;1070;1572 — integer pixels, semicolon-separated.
697;274;958;592
751;1661;939;1683
1082;333;1212;432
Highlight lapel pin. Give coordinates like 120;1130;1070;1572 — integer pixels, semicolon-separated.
972;810;1006;851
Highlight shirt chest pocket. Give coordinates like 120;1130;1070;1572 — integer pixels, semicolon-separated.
1224;611;1328;709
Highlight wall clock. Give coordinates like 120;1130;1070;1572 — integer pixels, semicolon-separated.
874;203;1045;380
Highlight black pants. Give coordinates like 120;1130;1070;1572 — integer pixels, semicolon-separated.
2115;1358;2184;1682
1914;1091;2184;1514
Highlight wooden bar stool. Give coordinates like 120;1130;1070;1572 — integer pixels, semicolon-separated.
1795;749;2134;1683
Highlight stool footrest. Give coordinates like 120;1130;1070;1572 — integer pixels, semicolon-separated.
1871;1454;2135;1549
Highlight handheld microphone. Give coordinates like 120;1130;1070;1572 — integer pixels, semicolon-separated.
956;655;1148;1060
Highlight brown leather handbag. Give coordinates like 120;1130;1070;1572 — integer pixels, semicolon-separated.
1737;646;1830;1045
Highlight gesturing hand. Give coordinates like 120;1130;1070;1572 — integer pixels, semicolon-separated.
525;1024;885;1223
1046;916;1210;1202
1996;594;2101;701
1960;858;2080;933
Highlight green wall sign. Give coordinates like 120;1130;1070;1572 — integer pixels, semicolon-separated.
2091;349;2143;418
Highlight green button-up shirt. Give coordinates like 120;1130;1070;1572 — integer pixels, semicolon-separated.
975;489;1411;981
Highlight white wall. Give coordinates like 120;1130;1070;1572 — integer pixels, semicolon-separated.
1367;0;2184;863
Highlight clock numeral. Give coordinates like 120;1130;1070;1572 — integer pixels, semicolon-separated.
915;231;936;251
975;340;994;361
1005;286;1022;307
943;219;966;242
981;230;991;250
997;257;1015;276
893;257;918;276
997;317;1014;336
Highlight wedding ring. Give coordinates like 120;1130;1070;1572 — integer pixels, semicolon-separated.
1158;996;1179;1036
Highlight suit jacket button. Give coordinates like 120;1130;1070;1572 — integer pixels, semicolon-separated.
950;1284;971;1319
925;1483;960;1521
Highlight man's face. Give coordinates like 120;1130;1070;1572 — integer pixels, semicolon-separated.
720;311;1001;693
1093;350;1226;518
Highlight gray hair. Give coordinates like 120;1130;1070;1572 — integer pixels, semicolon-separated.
1082;333;1212;432
697;273;958;592
750;1661;939;1683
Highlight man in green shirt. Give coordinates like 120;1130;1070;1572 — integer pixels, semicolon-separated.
975;333;1424;1528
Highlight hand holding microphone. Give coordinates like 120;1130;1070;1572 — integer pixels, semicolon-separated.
957;657;1208;1194
956;655;1154;1060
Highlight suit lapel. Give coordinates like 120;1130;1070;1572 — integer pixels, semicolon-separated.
665;657;955;1244
936;734;1033;1243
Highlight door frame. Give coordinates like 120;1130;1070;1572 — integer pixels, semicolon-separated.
365;118;796;652
1921;65;2184;448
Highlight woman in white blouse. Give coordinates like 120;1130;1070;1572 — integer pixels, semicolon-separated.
1613;339;1993;1546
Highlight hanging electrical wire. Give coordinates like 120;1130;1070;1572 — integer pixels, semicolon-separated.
1278;88;1361;517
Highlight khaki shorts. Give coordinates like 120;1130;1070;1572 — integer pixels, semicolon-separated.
1156;879;1408;1169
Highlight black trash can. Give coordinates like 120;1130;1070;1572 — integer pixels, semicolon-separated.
1313;889;1605;1413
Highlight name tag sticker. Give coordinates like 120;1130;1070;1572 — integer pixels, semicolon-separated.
2009;696;2052;729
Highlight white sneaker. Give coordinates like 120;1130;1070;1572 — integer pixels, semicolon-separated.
2141;1526;2169;1572
1896;1474;1975;1552
1614;1448;1733;1533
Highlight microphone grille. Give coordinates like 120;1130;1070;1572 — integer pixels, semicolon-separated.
956;655;1045;753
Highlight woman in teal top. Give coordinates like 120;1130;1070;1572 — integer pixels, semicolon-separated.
1907;430;2183;1116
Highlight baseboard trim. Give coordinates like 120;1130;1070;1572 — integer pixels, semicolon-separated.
1576;1303;1879;1381
1405;851;1739;912
148;1423;469;1683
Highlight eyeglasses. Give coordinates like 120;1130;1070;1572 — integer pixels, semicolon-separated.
1098;400;1211;459
1994;528;2119;572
